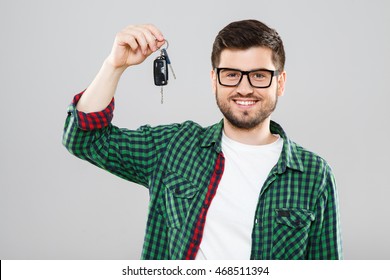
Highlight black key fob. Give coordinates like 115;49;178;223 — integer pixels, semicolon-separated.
153;56;168;86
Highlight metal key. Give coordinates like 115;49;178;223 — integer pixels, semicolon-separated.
161;48;176;79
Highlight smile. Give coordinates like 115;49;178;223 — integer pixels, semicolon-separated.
233;99;259;106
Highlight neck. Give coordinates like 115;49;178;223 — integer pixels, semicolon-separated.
223;117;276;145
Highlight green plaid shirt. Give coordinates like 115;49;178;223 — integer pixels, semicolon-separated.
63;92;342;259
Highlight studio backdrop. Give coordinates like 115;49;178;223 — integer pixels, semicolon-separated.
1;0;389;259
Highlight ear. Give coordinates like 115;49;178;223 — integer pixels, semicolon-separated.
211;68;217;95
277;71;286;97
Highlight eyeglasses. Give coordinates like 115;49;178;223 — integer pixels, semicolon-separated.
215;67;279;88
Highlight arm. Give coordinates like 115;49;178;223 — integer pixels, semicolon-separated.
63;24;169;186
63;101;180;187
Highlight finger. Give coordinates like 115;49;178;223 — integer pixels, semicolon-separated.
116;24;165;55
117;29;149;56
122;27;158;55
133;25;166;54
143;23;165;42
155;40;166;50
130;28;150;55
141;29;161;52
115;29;139;51
132;26;159;54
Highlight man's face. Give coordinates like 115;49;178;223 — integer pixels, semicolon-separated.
212;46;286;130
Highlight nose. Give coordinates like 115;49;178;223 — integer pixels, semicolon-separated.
236;74;254;95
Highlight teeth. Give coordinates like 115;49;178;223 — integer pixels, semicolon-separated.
235;100;256;106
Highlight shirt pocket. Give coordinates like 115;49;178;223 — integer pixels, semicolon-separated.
272;208;315;259
162;171;201;228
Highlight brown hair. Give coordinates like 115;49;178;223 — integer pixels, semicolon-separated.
211;19;285;71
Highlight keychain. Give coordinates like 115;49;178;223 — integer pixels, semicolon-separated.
153;40;176;104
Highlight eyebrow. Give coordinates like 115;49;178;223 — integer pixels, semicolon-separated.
217;67;277;72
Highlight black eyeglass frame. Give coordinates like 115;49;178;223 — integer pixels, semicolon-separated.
215;67;280;88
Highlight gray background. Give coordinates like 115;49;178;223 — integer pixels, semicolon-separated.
1;0;389;259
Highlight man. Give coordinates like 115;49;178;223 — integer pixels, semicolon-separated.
63;19;342;259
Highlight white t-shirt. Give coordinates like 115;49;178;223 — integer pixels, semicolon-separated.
195;132;283;260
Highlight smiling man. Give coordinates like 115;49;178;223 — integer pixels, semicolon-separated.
63;19;342;260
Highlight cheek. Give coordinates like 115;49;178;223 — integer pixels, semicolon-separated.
216;86;236;100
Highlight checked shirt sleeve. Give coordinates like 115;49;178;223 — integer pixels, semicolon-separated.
307;165;343;259
70;90;114;130
62;91;179;187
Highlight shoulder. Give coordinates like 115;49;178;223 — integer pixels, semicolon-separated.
134;120;201;133
271;121;332;174
289;140;335;183
143;120;210;134
136;120;220;141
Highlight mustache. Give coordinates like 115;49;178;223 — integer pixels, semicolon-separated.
229;94;263;100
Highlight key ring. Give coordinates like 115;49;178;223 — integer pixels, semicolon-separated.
160;39;169;50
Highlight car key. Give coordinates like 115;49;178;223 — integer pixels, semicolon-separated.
153;40;176;104
154;52;168;104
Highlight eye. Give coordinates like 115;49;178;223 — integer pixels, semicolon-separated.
222;70;241;79
254;73;265;78
251;71;267;80
252;72;265;80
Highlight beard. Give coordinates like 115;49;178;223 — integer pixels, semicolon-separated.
216;89;278;130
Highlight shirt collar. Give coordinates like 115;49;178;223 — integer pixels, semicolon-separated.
270;121;304;173
200;119;304;173
200;119;224;153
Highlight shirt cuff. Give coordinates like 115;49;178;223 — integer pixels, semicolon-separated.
68;90;115;131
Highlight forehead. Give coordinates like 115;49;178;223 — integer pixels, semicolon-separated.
218;46;275;70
